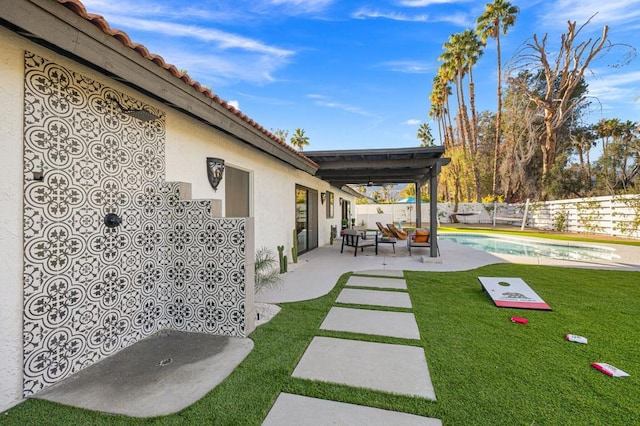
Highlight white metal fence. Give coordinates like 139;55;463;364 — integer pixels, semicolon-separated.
355;195;640;239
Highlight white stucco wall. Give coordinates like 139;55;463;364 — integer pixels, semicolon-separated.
0;25;353;412
165;112;350;256
0;27;27;412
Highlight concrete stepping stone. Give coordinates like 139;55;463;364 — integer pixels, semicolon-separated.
355;269;405;278
292;336;436;400
346;275;407;290
336;288;412;308
321;307;420;340
262;393;442;425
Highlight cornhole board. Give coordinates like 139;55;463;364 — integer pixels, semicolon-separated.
478;277;552;310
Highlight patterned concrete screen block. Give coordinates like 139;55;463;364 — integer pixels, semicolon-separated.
22;53;252;396
478;277;552;310
336;288;412;308
292;337;436;399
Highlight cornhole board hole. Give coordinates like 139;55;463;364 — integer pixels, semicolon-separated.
478;277;552;310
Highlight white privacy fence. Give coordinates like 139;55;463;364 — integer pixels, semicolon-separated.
355;195;640;239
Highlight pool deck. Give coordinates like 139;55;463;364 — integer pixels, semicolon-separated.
257;236;640;304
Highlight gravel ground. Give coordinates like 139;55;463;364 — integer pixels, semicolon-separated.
255;303;281;326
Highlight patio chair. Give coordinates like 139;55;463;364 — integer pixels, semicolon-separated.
341;229;378;256
407;228;439;255
376;222;393;237
386;223;408;240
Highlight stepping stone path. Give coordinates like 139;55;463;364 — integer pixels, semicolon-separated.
263;271;442;425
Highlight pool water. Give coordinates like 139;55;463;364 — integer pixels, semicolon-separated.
440;233;620;261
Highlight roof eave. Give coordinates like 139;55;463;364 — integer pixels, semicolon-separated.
0;0;318;174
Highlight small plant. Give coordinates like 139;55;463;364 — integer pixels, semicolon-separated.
483;203;495;215
254;247;282;294
613;195;640;237
277;245;286;273
554;210;569;232
577;200;604;233
291;230;298;263
330;225;337;245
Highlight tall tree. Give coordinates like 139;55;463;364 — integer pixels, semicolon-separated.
438;30;484;201
459;29;484;149
477;0;519;196
429;74;454;147
593;118;621;183
509;19;609;191
439;33;471;151
500;73;543;201
569;126;596;189
290;128;310;151
417;123;435;146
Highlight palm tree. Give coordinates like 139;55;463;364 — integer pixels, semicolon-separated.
459;29;484;149
429;74;454;147
439;33;471;150
439;30;483;200
594;118;621;184
477;0;520;196
417;123;435;146
290;128;310;151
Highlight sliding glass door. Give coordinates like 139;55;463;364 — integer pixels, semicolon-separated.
295;185;318;255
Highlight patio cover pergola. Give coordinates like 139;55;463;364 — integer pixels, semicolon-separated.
304;147;450;257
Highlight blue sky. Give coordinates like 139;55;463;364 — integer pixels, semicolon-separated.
82;0;640;151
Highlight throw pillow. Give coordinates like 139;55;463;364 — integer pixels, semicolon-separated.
413;229;430;243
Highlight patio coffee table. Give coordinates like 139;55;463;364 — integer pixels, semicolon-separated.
377;237;397;253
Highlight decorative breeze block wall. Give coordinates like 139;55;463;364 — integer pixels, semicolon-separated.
23;52;252;396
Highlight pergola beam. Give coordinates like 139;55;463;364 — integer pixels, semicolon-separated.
317;158;441;170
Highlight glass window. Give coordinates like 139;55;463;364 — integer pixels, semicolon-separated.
326;191;334;218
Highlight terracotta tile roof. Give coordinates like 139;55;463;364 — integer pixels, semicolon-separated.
55;0;317;167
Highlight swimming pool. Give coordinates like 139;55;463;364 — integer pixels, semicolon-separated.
439;233;620;261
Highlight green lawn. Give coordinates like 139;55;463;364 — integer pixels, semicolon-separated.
3;265;639;425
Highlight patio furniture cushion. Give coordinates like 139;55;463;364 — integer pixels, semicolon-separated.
407;229;438;256
376;222;393;237
413;229;430;243
387;223;407;240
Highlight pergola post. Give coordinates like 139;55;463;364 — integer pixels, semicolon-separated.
415;181;422;228
429;164;440;257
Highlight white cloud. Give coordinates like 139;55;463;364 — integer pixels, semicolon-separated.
352;8;429;22
431;12;474;27
81;0;228;21
405;119;421;125
228;100;240;110
352;7;471;26
308;94;378;117
586;70;640;101
267;0;334;14
538;0;640;30
104;16;293;57
381;60;432;74
157;49;287;85
399;0;471;6
306;94;328;100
